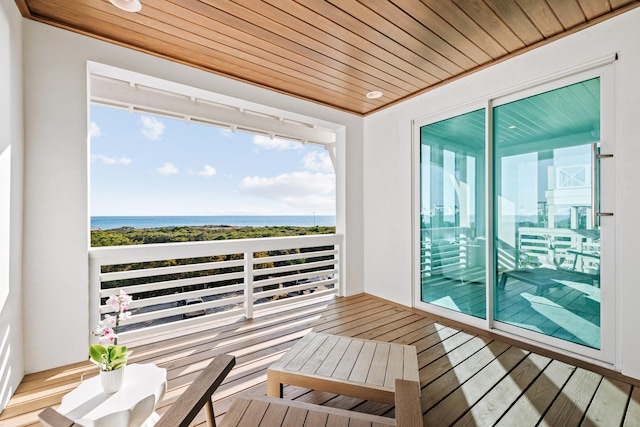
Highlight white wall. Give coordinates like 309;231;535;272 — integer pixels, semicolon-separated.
364;8;640;379
0;0;24;411
22;19;364;373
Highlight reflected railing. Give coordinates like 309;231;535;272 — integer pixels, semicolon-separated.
516;227;599;274
88;234;342;342
421;226;600;277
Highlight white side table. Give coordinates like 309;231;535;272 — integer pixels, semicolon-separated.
57;363;167;427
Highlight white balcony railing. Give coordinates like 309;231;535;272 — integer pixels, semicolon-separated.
89;234;342;342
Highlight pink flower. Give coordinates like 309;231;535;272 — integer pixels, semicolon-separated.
118;290;133;307
106;290;132;312
93;291;132;346
100;314;116;327
98;327;116;344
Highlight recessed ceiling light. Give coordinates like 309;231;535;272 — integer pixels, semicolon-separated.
366;91;383;99
109;0;142;12
508;125;517;129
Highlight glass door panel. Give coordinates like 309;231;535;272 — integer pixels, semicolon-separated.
493;78;601;349
420;109;486;319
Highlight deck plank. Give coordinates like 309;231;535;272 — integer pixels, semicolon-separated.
454;352;551;426
421;340;511;411
582;377;632;426
495;359;575;426
623;386;640;427
540;367;602;426
423;346;529;426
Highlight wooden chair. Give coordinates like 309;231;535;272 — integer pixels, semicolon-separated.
38;354;236;427
38;408;81;427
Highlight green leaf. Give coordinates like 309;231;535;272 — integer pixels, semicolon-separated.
109;345;125;360
88;344;108;364
111;361;127;370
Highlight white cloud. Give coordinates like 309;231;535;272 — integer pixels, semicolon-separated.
252;135;302;150
241;171;334;196
240;171;335;212
156;162;178;175
89;122;103;138
302;151;333;173
141;115;166;141
197;165;217;177
91;154;131;165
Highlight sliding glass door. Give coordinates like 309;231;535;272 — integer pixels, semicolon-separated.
415;67;614;362
419;108;486;319
494;78;603;349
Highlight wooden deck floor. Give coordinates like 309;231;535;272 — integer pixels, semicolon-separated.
2;293;640;426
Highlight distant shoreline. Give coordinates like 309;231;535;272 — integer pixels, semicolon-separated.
91;215;336;230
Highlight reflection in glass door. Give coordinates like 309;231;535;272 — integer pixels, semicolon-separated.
494;78;602;349
420;109;486;319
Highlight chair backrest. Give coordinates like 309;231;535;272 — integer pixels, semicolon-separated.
38;407;82;427
155;354;235;427
38;354;236;427
395;379;424;427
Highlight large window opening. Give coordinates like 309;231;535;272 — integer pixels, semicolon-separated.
88;69;338;247
87;66;342;334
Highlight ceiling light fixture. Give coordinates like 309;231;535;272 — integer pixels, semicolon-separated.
366;91;383;99
109;0;142;12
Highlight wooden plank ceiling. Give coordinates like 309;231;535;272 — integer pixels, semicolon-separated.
15;0;640;115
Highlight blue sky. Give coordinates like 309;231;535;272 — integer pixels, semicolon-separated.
90;105;336;216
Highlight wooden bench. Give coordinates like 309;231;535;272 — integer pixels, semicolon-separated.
220;378;423;427
267;332;420;405
39;354;236;427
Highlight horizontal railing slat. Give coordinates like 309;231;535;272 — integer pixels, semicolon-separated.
100;258;245;281
254;278;337;300
99;271;245;299
253;268;337;288
255;248;338;264
252;288;337;313
90;234;341;264
121;295;245;325
254;258;336;277
119;308;246;341
100;284;245;314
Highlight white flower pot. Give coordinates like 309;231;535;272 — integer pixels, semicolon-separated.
100;365;125;393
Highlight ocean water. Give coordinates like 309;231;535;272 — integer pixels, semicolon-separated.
91;215;336;230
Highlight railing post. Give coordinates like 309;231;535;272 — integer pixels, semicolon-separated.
337;238;344;297
244;251;254;319
88;255;101;345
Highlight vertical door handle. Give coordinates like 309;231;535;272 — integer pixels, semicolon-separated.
592;142;613;228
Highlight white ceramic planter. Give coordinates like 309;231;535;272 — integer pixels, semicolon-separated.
100;365;125;393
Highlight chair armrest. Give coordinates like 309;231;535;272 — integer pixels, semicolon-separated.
155;354;236;427
38;407;82;427
394;379;423;427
